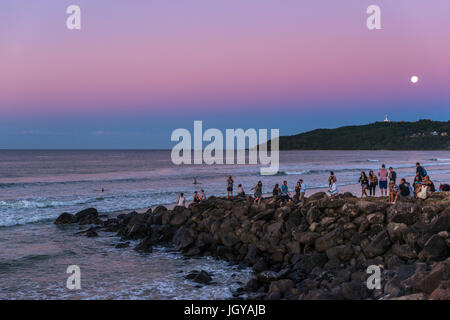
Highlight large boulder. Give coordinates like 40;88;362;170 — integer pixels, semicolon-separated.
315;228;342;252
54;212;77;225
419;260;450;294
118;213;149;240
169;207;190;227
134;236;153;253
362;231;391;258
387;203;420;225
386;222;408;242
75;208;99;225
326;244;354;262
293;231;320;246
185;270;213;284
173;226;197;251
419;234;448;261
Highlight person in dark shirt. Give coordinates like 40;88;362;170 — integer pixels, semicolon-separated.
416;162;427;182
358;171;369;199
393;179;411;204
389;167;397;184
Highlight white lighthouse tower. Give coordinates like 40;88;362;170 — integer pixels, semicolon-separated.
384;114;390;122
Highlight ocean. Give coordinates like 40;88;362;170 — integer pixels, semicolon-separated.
0;150;449;299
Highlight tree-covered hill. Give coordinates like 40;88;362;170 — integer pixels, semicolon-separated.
277;120;450;150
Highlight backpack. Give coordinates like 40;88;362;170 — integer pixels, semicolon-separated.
417;185;428;200
440;184;450;191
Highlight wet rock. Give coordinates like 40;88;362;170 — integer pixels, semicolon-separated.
115;242;130;248
257;270;279;283
54;212;77;225
75;208;99;225
185;270;213;284
173;226;197;251
134;236;153;253
86;230;98;237
268;279;295;298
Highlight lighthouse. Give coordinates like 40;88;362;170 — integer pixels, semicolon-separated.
384;114;390;122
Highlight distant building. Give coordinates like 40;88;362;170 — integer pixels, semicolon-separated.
384;115;390;122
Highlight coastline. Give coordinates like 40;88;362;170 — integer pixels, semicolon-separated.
55;190;450;300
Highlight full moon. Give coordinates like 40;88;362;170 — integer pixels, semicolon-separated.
411;76;419;84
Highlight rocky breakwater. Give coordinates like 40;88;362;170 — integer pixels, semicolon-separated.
55;192;450;300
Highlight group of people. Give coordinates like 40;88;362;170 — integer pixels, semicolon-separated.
175;162;440;208
357;162;436;203
175;189;206;207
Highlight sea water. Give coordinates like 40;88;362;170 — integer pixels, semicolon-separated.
0;150;449;299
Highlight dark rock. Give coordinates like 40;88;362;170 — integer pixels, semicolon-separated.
419;234;448;261
340;280;370;300
392;243;417;261
153;206;168;215
257;270;279;283
315;228;342;252
115;242;130;248
387;203;420;225
419;260;450;294
75;208;99;225
252;209;275;222
362;231;391;258
293;231;320;246
54;212;77;225
86;230;98;237
173;226;197;251
134;236;153;253
185;270;213;284
326;244;354;262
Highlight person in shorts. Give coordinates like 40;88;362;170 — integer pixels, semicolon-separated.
378;164;389;196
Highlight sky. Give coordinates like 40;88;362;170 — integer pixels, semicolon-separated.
0;0;449;149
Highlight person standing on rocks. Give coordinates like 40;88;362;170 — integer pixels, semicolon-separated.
416;162;427;182
328;171;337;187
294;181;301;202
227;176;234;199
299;179;306;202
368;170;378;196
389;167;397;184
378;164;389;197
251;181;263;205
358;171;369;199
